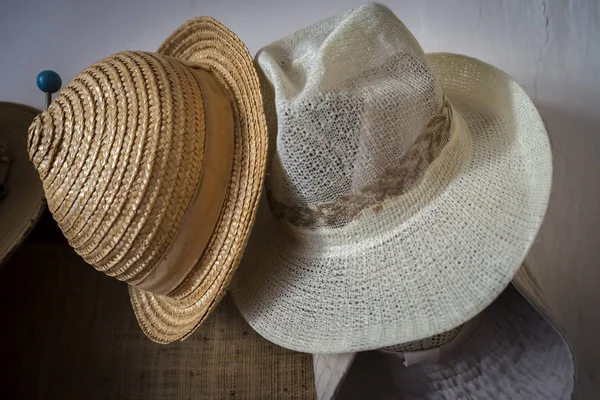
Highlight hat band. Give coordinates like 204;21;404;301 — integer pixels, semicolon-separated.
264;102;473;253
267;96;453;228
134;68;234;294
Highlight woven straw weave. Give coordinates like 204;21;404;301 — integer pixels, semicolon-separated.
28;17;268;344
29;51;205;283
0;223;316;400
231;4;552;353
130;17;268;343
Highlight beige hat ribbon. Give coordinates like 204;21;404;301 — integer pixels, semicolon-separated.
135;68;234;295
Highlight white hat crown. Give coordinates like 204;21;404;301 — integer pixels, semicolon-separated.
259;4;451;228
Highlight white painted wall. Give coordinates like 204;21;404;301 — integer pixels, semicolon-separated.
1;0;598;397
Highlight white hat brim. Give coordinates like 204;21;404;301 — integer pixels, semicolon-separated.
231;53;553;353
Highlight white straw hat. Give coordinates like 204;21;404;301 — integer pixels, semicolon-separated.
231;4;553;353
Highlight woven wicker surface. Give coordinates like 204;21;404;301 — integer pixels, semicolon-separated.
0;213;314;400
130;17;268;344
27;17;268;344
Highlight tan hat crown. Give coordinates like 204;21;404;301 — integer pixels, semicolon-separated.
263;7;453;228
28;51;233;288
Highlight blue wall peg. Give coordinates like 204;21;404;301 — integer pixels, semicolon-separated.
36;70;62;109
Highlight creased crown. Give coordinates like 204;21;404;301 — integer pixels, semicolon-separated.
28;51;206;285
257;4;452;228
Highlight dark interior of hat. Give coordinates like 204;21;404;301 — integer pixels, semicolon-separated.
335;285;575;400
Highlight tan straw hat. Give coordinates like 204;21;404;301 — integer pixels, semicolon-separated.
0;102;45;265
27;17;267;343
230;4;554;353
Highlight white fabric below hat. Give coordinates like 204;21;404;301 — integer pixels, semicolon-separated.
319;286;574;400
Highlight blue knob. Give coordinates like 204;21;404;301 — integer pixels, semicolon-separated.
36;70;62;94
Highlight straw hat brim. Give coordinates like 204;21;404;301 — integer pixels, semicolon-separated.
129;18;267;343
230;53;553;352
0;102;46;265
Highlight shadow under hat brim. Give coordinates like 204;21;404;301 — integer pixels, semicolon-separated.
129;17;267;343
334;286;574;399
0;103;46;266
230;53;553;353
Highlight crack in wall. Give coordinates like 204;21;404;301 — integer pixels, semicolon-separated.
533;0;550;101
